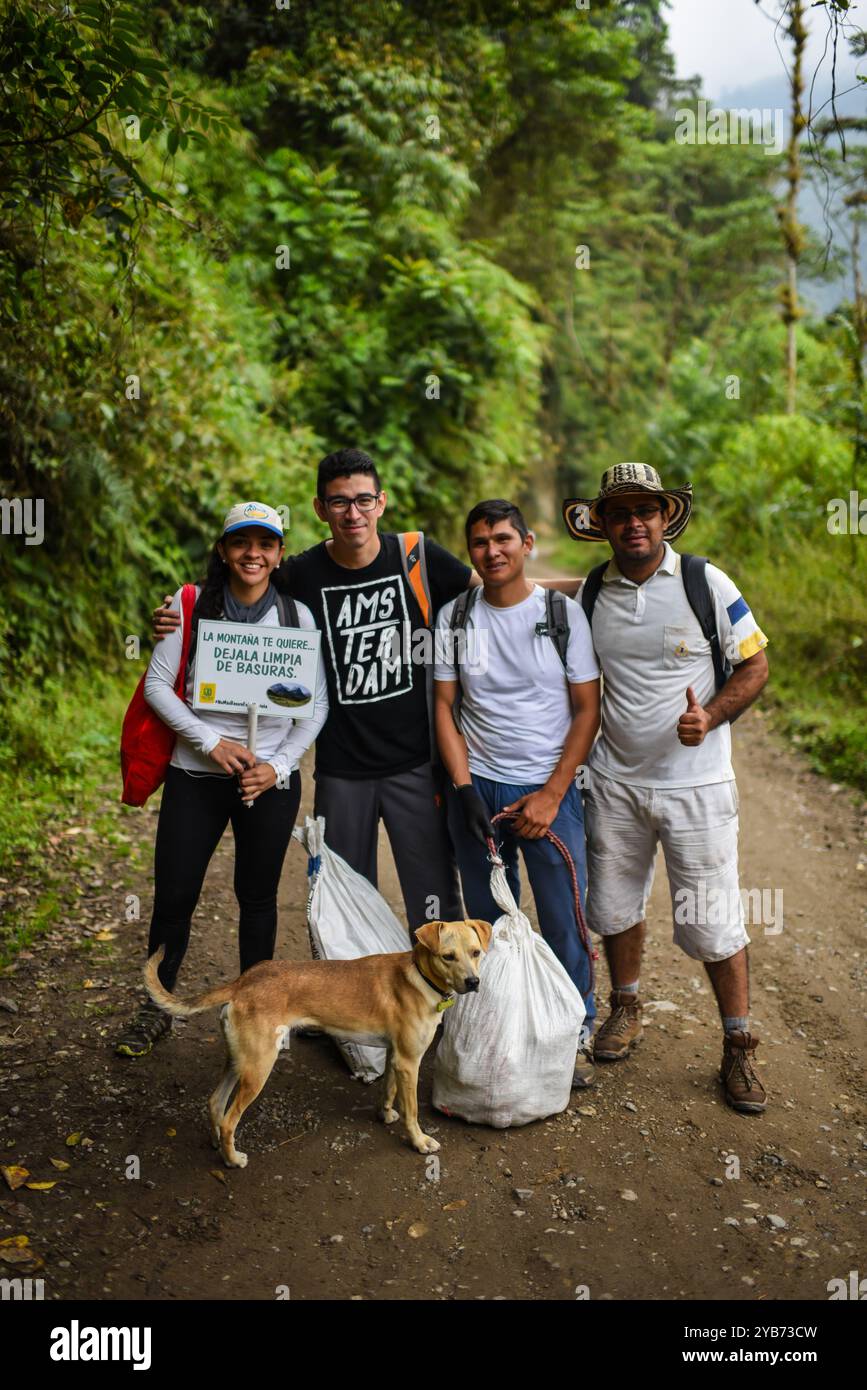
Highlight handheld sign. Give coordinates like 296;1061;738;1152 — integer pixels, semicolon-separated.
192;619;321;720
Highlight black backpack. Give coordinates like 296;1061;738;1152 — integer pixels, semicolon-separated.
447;585;571;727
448;584;570;666
580;552;738;718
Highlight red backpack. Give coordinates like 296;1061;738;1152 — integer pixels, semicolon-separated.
120;584;197;806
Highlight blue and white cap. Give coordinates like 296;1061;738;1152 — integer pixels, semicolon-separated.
221;501;284;539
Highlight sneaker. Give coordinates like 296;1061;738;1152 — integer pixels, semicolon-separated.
115;1000;173;1058
593;990;643;1062
720;1030;767;1114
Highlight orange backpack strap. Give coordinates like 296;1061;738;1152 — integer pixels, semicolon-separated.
399;531;432;627
398;531;438;765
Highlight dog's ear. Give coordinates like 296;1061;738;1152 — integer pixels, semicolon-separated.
469;918;493;952
414;921;443;954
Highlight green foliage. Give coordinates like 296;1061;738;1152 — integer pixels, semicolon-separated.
638;340;865;791
0;0;863;907
0;0;232;292
689;528;867;791
0;668;128;879
0;665;152;964
0;157;326;679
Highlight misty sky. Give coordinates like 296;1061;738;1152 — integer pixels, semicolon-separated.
666;0;861;103
665;1;864;306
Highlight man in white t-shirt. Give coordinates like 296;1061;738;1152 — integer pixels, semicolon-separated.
434;500;601;1082
562;463;770;1114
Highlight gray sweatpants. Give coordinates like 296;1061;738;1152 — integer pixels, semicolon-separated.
313;762;464;933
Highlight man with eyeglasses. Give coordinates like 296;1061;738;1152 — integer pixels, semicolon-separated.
270;448;472;925
562;464;771;1115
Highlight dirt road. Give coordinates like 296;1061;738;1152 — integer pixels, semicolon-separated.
1;712;864;1301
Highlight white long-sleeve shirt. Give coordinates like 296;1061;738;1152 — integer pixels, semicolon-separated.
144;585;329;783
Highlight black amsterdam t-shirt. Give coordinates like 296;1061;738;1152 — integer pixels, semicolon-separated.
277;533;471;779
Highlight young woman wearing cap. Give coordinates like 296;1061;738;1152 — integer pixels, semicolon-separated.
116;502;328;1058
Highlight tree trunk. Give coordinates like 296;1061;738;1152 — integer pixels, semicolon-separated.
849;212;865;567
781;0;807;415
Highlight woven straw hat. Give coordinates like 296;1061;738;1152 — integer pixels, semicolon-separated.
562;463;693;543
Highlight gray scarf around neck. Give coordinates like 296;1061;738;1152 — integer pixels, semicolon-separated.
222;578;278;625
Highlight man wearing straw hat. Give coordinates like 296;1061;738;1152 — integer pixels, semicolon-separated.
562;463;770;1113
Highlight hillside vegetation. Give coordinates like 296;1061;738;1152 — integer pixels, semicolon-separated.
0;1;863;928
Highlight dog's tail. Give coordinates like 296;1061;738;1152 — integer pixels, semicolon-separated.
144;947;238;1018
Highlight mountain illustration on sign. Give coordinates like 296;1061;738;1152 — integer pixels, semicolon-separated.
266;682;312;709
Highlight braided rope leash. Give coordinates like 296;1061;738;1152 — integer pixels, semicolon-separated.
486;809;597;995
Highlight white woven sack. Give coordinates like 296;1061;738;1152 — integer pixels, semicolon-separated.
292;815;409;1083
432;862;585;1127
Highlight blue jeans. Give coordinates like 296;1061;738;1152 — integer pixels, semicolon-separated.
446;774;595;1029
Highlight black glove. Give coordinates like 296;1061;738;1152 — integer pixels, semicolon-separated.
457;784;494;845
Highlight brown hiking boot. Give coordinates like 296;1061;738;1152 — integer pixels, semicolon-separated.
720;1030;767;1114
593;990;643;1061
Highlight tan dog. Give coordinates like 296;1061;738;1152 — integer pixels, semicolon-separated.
144;919;492;1169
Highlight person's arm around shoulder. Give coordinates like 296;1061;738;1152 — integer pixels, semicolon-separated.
536;576;581;598
677;564;770;746
152;593;181;640
151;555;298;640
422;538;477;612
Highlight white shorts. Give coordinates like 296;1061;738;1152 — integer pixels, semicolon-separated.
583;772;750;962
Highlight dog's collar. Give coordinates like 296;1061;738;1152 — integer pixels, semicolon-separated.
414;962;455;1012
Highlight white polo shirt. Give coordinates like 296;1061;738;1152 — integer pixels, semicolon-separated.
588;543;768;788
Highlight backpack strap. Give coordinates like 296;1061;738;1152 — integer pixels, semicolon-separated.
680;553;741;720
680;553;729;695
448;584;481;644
276;591;300;628
539;589;569;670
450;585;569;669
580;562;609;626
398;531;432;627
398;531;438;764
443;585;483;733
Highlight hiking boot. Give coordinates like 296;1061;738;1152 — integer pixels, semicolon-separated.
571;1045;596;1090
115;1000;173;1059
593;990;643;1061
720;1030;767;1114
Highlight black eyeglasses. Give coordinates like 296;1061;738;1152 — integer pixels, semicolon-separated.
605;503;664;526
323;492;381;514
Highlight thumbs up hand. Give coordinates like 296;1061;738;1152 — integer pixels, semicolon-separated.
677;686;713;746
